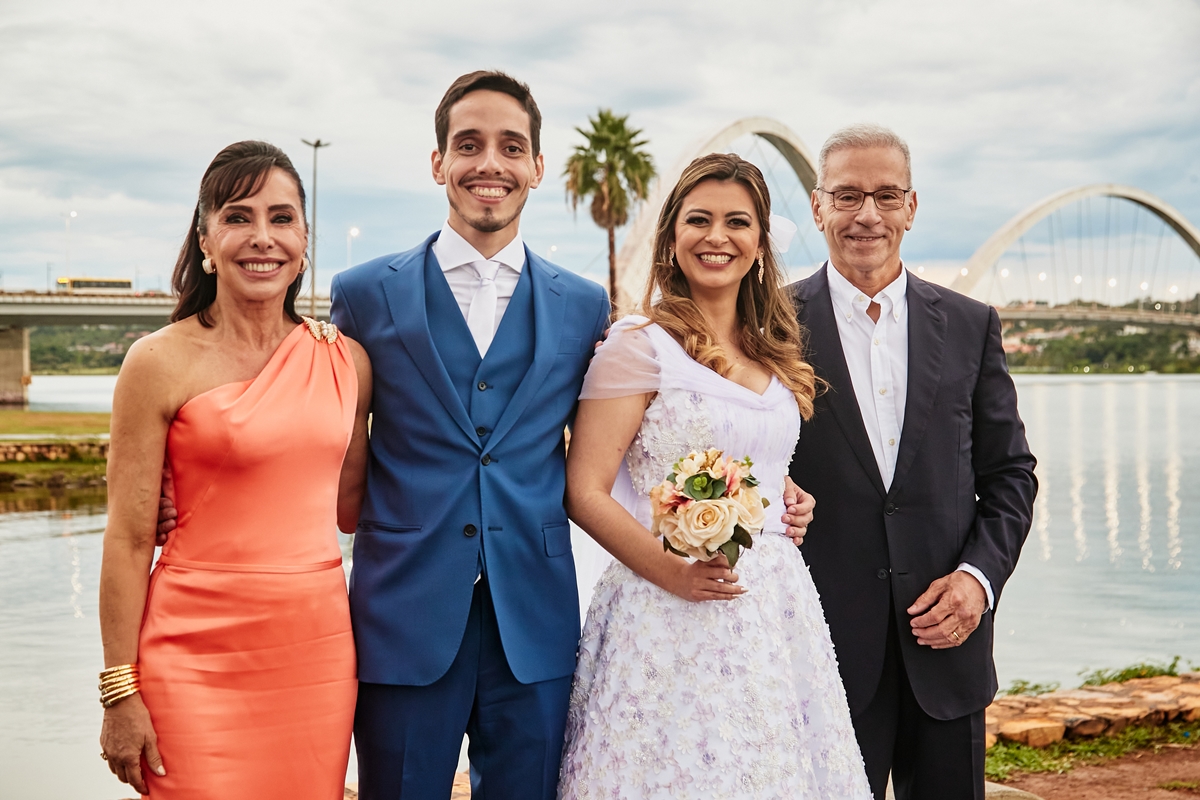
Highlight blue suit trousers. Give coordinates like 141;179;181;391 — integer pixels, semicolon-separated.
354;577;572;800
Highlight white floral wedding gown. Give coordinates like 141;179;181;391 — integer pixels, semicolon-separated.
558;316;871;800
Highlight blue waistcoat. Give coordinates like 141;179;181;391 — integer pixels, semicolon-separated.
330;233;611;686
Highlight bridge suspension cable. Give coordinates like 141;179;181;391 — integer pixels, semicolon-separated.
953;185;1200;313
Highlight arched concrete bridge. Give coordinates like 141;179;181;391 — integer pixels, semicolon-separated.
614;116;818;309
950;184;1200;296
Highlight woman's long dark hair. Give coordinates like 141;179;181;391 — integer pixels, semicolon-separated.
171;141;307;326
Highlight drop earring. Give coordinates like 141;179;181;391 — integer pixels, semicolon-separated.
757;252;765;284
201;257;215;275
668;247;676;267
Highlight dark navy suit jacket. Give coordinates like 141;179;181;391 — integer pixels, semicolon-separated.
790;264;1037;720
331;233;610;686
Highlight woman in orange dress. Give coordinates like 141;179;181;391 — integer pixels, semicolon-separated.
97;141;372;799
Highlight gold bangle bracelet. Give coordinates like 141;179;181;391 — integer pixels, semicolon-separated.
99;664;139;679
99;664;141;707
99;676;139;690
101;686;140;703
99;677;139;694
101;682;140;700
101;687;140;708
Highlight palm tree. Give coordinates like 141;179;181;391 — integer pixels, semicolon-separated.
564;109;656;307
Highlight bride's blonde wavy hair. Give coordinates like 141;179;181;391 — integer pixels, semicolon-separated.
642;153;820;419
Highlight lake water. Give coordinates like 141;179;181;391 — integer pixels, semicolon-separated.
2;374;1198;799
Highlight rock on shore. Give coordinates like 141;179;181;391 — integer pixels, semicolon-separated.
988;672;1200;747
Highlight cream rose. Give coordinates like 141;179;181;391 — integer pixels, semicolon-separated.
732;485;767;533
664;497;740;560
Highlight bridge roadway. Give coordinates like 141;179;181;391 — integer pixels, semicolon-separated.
0;293;1195;404
0;293;331;404
997;306;1200;329
0;292;331;326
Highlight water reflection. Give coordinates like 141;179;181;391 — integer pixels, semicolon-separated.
1166;382;1182;570
1068;383;1088;561
1135;383;1153;572
1103;382;1122;563
997;374;1199;690
1030;383;1051;561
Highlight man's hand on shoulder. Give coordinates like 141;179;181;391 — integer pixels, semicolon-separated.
907;571;988;650
781;477;815;546
155;461;177;547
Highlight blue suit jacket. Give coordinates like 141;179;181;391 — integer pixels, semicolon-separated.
330;233;610;686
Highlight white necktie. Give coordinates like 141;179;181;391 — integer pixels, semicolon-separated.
466;259;500;357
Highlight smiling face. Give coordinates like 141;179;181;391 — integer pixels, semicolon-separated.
812;145;917;289
672;179;763;301
431;89;544;250
198;167;308;302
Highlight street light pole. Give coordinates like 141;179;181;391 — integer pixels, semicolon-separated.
347;227;359;270
301;139;331;317
63;210;77;274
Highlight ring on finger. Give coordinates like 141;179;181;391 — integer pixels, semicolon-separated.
950;630;961;643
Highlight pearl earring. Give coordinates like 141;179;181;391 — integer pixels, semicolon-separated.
757;252;765;284
201;257;215;275
299;257;309;274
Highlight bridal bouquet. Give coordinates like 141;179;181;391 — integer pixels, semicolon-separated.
648;448;769;569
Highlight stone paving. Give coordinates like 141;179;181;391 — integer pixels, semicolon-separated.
988;672;1200;748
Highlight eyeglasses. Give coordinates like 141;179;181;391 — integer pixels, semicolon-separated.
818;187;912;212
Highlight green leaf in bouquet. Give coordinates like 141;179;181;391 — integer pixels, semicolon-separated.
662;538;690;558
761;497;769;508
665;472;676;485
741;474;760;488
718;539;742;570
730;525;754;549
683;473;726;500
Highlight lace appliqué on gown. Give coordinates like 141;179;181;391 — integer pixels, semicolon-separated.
625;389;714;498
559;318;871;800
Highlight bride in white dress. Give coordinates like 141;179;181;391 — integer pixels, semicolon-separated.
558;154;871;799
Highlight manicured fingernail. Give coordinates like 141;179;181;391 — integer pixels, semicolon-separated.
156;767;166;775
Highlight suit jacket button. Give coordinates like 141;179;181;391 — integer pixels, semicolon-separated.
463;524;477;537
885;502;896;515
481;454;492;466
477;381;488;391
877;568;889;580
476;426;488;436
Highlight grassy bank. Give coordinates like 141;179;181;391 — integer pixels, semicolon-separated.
0;411;109;488
0;460;106;484
989;658;1200;782
0;409;110;436
987;720;1200;782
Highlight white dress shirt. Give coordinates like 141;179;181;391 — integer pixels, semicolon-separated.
431;221;526;352
826;262;994;610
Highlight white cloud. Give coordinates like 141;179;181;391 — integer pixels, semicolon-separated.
1;0;1198;295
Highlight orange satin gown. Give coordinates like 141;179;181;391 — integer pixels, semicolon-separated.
137;322;358;799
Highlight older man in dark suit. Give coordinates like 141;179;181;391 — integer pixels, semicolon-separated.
785;124;1037;800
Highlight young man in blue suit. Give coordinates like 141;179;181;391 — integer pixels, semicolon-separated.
329;72;610;800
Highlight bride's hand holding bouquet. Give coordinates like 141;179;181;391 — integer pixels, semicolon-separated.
648;449;769;601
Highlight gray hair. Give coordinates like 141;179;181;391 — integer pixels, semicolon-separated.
817;123;912;188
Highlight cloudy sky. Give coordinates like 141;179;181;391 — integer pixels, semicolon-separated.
2;0;1198;297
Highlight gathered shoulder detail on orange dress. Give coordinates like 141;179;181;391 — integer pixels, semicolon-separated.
137;322;358;800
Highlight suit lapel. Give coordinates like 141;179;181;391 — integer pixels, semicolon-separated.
891;273;947;491
798;265;887;499
381;238;477;443
486;250;565;450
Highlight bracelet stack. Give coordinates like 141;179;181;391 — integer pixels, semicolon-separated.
99;664;141;708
